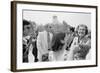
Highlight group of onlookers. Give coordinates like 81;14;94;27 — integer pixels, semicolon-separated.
23;17;91;63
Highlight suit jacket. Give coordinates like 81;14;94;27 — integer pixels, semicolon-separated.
37;30;53;61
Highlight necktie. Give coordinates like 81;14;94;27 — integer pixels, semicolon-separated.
47;32;51;50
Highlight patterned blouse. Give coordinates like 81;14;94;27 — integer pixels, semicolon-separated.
69;35;91;60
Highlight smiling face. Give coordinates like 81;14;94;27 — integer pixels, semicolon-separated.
77;25;87;38
24;24;33;36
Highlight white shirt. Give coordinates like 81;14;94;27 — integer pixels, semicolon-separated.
37;30;53;61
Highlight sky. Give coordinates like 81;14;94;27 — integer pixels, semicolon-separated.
23;10;91;30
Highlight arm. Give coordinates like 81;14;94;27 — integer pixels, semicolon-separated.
67;37;79;60
37;33;43;61
37;33;44;54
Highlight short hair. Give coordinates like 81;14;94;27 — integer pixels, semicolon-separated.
76;24;88;36
23;19;30;31
51;33;65;52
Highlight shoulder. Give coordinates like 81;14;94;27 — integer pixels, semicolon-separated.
81;36;91;44
38;31;46;36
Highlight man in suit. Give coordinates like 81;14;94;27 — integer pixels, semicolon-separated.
37;24;53;62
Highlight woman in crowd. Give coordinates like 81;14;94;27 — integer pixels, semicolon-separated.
67;24;91;60
23;20;33;62
23;20;38;63
37;24;53;62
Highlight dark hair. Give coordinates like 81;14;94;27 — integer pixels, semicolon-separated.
51;33;65;52
76;24;88;36
23;19;30;31
70;27;75;32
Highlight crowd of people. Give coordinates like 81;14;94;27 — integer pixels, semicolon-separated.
23;16;91;63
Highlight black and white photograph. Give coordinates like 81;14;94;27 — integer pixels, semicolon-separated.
11;1;97;72
23;10;91;63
